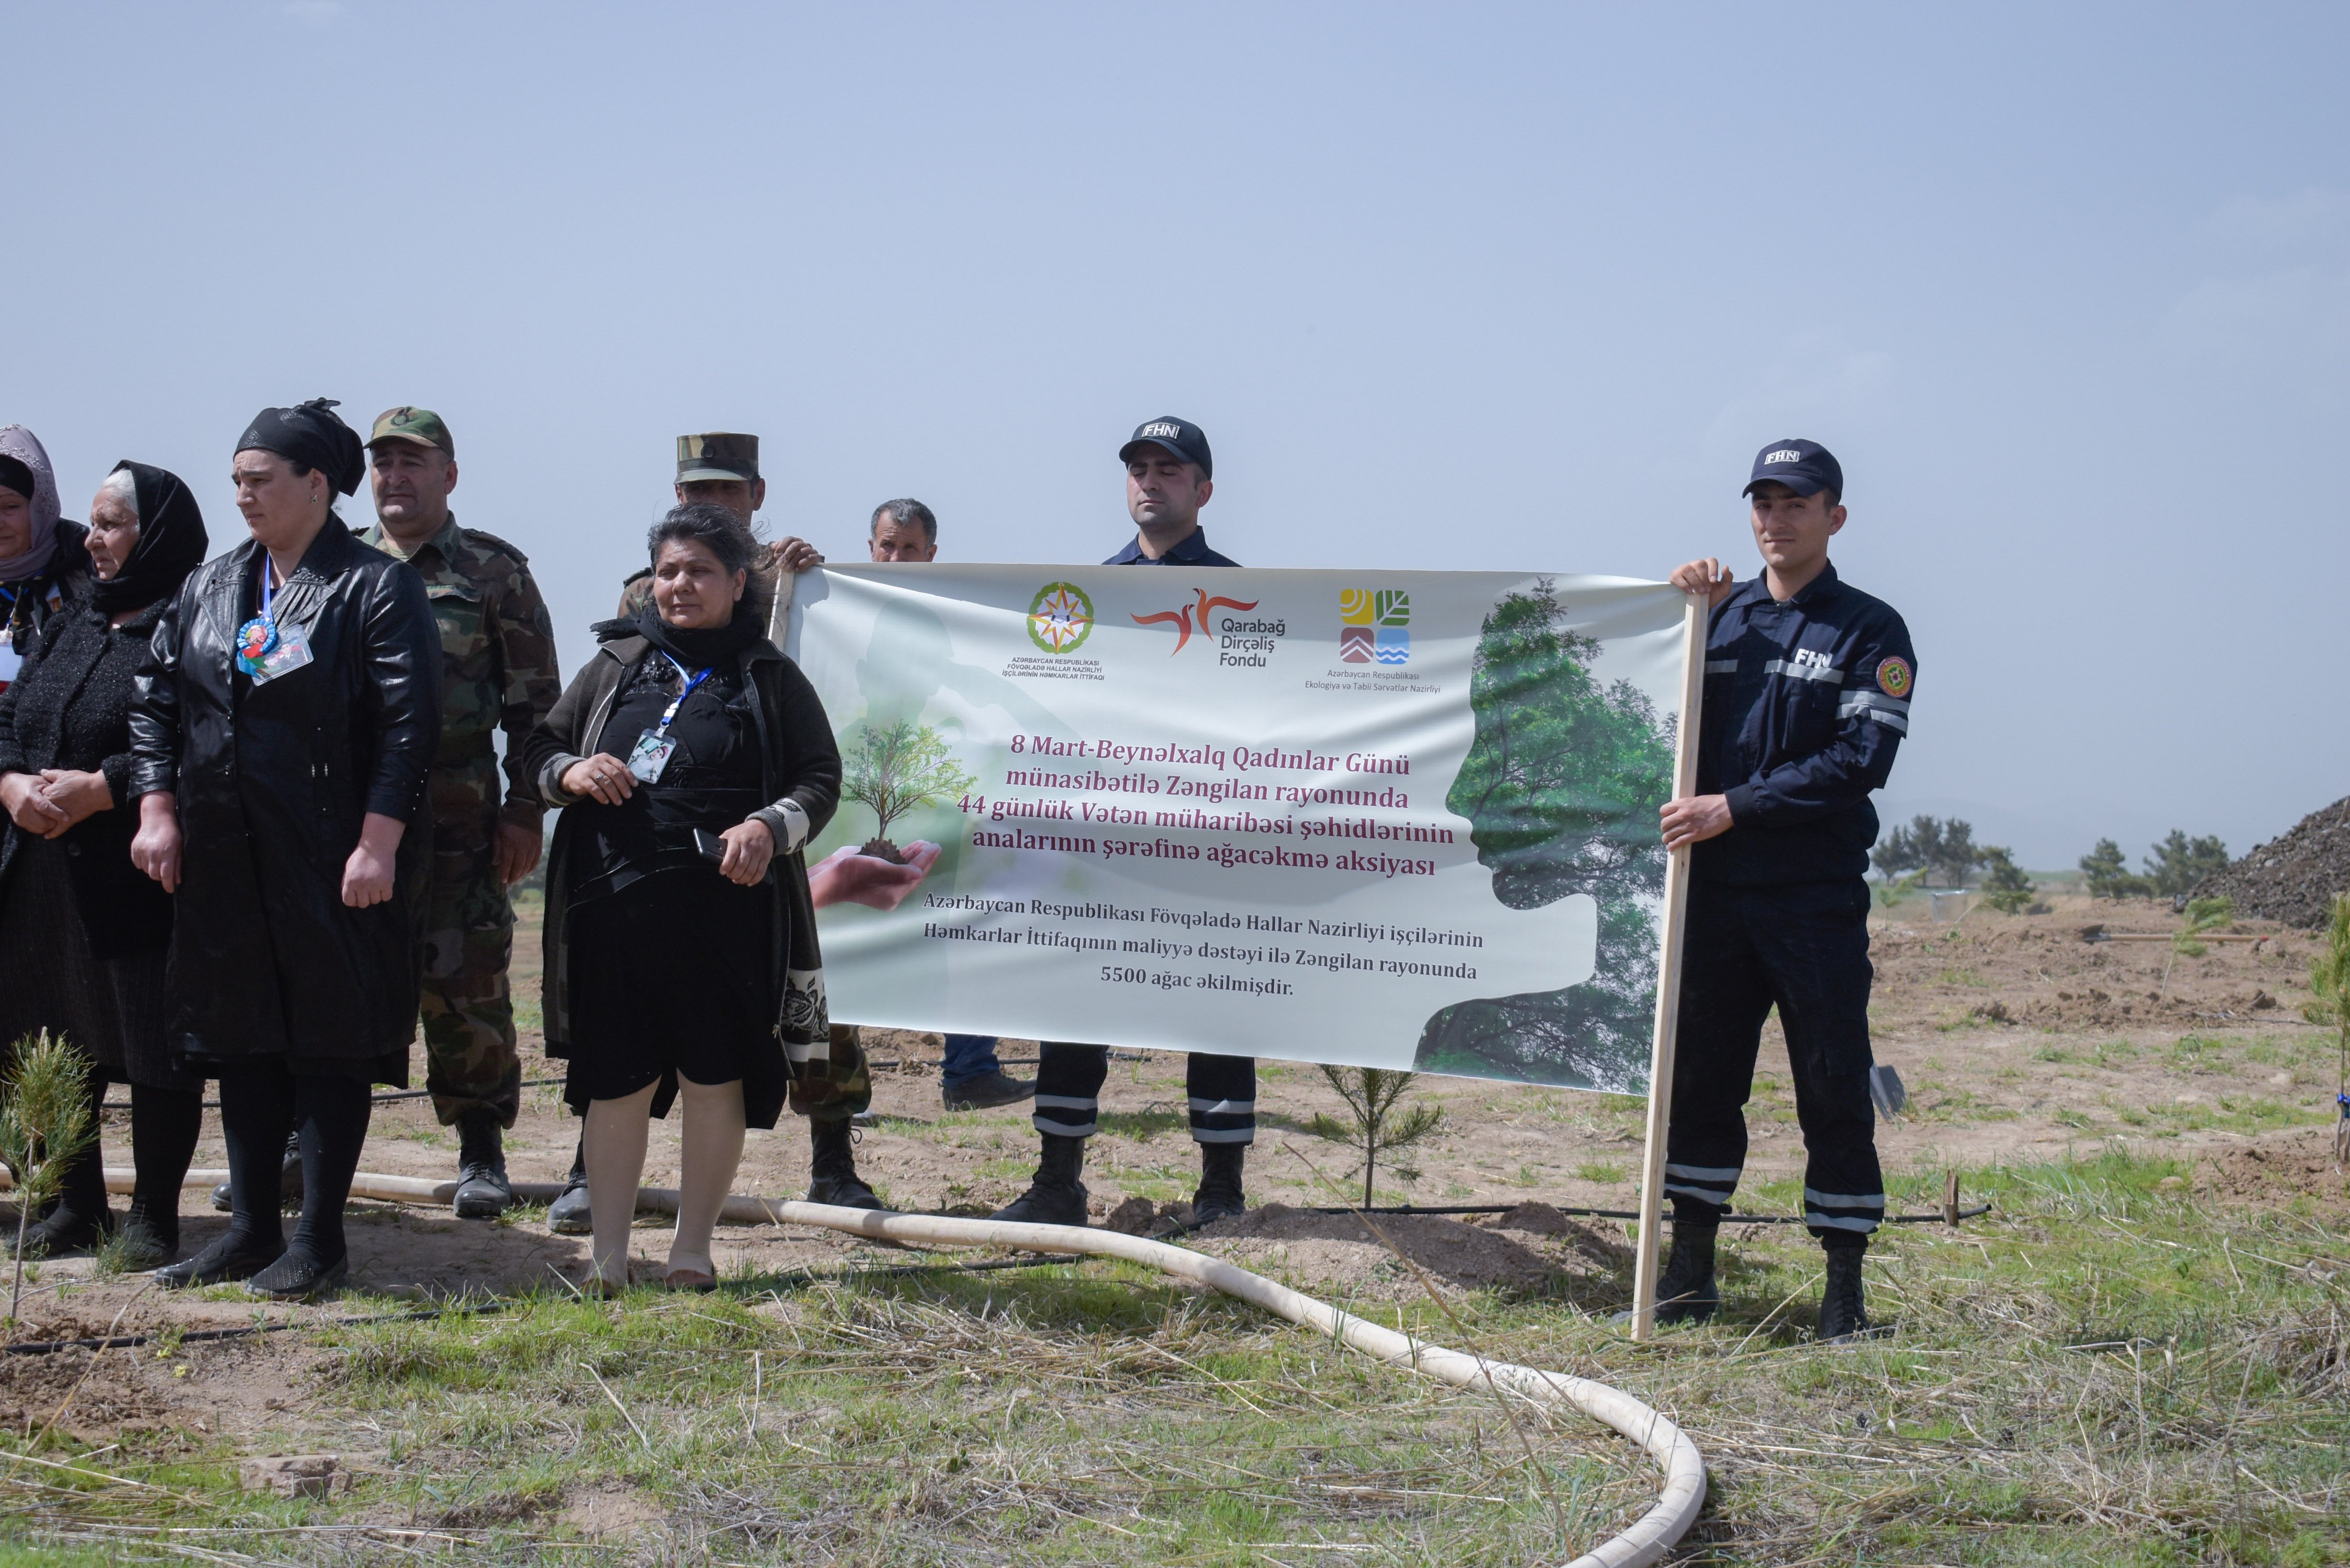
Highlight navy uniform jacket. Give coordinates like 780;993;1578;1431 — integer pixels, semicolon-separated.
1104;527;1239;568
1691;561;1915;887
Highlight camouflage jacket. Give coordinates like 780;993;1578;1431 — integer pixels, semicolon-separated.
361;514;560;830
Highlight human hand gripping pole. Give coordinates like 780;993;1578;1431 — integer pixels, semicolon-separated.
1631;591;1711;1343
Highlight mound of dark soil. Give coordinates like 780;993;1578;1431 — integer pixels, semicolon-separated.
2194;797;2350;929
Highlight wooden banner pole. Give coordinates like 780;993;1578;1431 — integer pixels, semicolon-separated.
1631;591;1710;1343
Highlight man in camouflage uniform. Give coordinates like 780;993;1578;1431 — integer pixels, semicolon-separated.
360;407;562;1218
545;432;874;1234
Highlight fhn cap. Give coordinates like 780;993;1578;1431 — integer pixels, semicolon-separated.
677;432;759;485
1744;438;1842;500
1119;416;1212;479
366;406;454;458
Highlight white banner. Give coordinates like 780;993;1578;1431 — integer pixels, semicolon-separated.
786;564;1689;1092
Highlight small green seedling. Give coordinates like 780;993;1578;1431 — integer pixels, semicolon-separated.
1307;1066;1446;1211
1;1031;96;1320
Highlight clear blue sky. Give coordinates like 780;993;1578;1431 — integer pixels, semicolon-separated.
8;3;2343;870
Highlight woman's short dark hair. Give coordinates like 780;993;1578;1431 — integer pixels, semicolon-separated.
648;502;758;577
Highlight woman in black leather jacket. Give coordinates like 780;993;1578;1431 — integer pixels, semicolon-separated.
129;400;441;1300
0;462;208;1264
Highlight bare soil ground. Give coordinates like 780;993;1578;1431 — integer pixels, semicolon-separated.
9;889;2340;1381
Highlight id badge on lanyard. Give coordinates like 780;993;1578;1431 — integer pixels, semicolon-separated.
235;559;315;684
628;654;712;783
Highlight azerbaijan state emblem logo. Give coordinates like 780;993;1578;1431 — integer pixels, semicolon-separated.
1339;587;1410;665
1027;582;1095;653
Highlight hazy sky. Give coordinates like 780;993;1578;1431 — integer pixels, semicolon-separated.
7;3;2343;869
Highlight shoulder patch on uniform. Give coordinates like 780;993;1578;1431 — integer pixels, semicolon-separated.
1875;656;1913;698
460;527;531;566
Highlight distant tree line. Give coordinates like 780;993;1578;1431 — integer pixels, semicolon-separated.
1871;815;2034;912
2078;831;2229;901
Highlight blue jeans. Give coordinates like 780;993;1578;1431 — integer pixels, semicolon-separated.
941;1034;1005;1090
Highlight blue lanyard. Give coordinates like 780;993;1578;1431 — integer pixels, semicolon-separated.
258;558;279;624
655;654;713;735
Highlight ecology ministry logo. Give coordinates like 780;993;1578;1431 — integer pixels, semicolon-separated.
1131;587;1260;654
1340;588;1410;665
1027;582;1095;653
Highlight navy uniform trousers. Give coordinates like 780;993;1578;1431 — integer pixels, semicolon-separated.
1033;1044;1255;1145
1663;878;1884;1247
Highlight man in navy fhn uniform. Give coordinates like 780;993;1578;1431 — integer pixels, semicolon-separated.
991;417;1259;1227
1657;439;1916;1343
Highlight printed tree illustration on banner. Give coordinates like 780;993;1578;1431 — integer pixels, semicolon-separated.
842;721;976;864
1414;579;1675;1090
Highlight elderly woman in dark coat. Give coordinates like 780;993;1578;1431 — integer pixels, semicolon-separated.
129;400;441;1300
0;463;209;1263
524;503;850;1292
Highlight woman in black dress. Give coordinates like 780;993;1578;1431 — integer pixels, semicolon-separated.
129;400;441;1299
525;503;843;1292
0;462;208;1262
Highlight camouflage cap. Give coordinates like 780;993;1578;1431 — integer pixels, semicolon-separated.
367;406;455;458
676;432;759;485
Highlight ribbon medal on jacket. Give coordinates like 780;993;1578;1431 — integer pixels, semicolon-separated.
236;560;315;684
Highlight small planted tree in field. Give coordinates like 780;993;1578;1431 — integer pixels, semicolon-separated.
2079;838;2152;900
840;721;975;864
1;1032;95;1318
1307;1066;1446;1210
1978;846;2035;914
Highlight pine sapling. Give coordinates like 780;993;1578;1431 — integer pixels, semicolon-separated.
1;1031;96;1319
1306;1066;1446;1211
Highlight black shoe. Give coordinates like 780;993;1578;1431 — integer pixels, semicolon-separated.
248;1250;349;1301
547;1144;592;1235
1653;1224;1721;1325
942;1071;1037;1112
156;1231;281;1289
11;1203;113;1259
452;1112;512;1220
988;1134;1089;1226
804;1117;884;1210
1818;1246;1871;1344
112;1214;176;1270
1191;1142;1248;1226
212;1133;304;1214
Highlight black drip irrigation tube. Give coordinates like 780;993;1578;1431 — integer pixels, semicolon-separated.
1301;1201;1992;1226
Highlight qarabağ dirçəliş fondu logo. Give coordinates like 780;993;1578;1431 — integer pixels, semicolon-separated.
1339;587;1409;664
1131;587;1261;654
1027;581;1096;653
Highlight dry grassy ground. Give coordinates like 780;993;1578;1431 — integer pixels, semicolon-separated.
0;887;2343;1564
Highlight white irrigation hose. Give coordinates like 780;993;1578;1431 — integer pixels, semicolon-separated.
65;1169;1708;1567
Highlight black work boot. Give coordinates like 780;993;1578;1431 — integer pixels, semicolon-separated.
942;1070;1036;1112
805;1117;884;1210
214;1131;302;1214
1817;1244;1871;1344
546;1140;592;1235
452;1111;513;1219
988;1134;1088;1226
1654;1224;1721;1325
1191;1142;1248;1225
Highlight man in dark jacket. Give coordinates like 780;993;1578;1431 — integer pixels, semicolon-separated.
1655;438;1916;1344
989;417;1258;1228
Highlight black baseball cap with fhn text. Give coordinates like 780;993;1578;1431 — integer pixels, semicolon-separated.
1744;438;1842;501
1119;417;1212;479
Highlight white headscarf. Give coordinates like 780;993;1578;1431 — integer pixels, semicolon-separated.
0;424;62;581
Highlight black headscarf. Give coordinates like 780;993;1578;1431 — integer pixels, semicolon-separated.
235;397;366;497
90;461;210;615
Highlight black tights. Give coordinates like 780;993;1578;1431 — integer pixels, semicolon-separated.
218;1064;372;1268
54;1069;203;1244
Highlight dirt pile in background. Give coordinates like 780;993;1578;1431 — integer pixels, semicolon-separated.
2197;1125;2349;1209
2195;795;2350;929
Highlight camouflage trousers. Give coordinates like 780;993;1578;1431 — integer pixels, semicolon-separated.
419;833;523;1128
799;1022;873;1124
